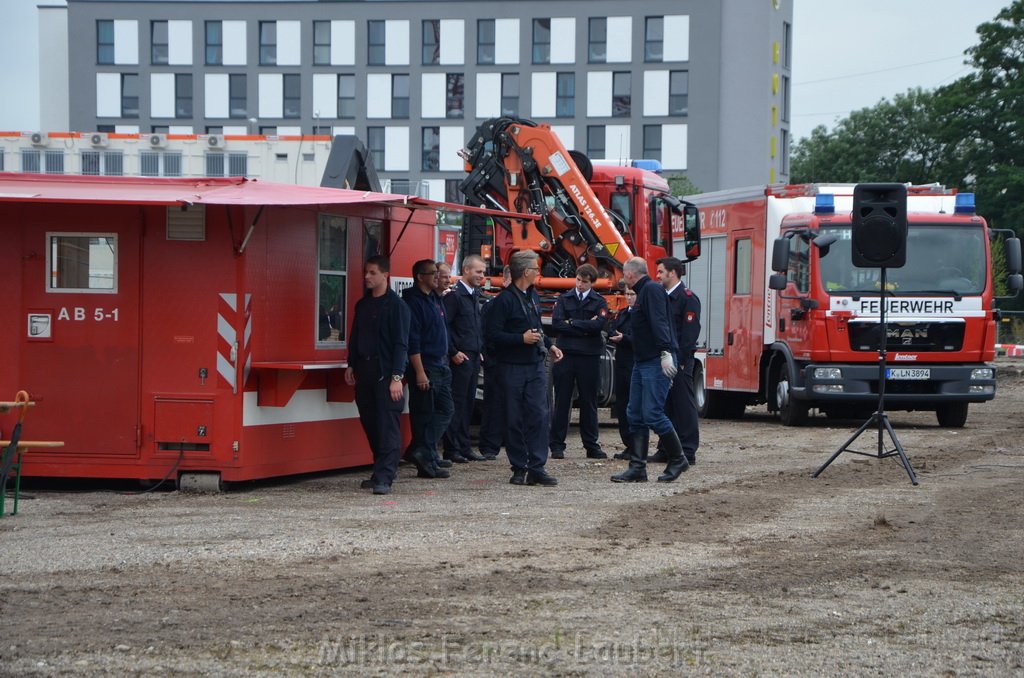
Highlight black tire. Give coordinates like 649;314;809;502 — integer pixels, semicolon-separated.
776;362;809;426
694;362;708;416
935;402;968;428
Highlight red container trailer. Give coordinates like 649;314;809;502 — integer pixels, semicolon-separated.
0;173;508;485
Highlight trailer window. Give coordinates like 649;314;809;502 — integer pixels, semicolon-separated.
734;238;752;294
318;215;347;344
47;233;117;293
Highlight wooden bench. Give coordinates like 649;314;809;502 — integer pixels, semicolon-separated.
1;440;64;516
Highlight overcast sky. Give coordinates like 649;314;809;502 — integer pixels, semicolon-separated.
0;0;1014;140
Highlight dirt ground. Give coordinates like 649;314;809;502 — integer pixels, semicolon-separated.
2;361;1023;676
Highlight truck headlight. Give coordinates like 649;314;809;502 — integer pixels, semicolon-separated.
970;368;993;380
813;368;843;380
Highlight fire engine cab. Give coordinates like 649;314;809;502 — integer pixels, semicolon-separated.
683;183;1022;427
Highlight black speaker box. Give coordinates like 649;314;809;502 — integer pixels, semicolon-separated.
851;183;908;268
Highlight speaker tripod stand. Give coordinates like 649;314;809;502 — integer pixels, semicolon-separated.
812;267;919;485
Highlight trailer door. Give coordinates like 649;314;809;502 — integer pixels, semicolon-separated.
727;230;758;390
21;211;141;457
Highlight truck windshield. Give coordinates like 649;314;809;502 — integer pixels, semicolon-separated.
818;224;987;295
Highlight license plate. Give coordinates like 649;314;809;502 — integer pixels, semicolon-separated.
886;368;930;380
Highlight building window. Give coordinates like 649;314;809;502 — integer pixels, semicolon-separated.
205;21;222;65
259;21;277;65
122;74;139;118
338;74;356;118
643;125;661;162
0;149;4;172
780;128;790;174
152;125;170;133
205;125;223;134
645;17;664;62
140;151;183;177
477;19;495;65
367;126;385;169
259;126;277;135
313;126;332;136
423;20;440;65
783;21;792;69
613;72;631;117
670;70;689;116
501;73;519;116
532;19;551;64
422;126;440;171
313;20;330;65
588;18;606;63
151;21;169;65
392;74;410;118
445;179;462;204
47;234;117;292
446;73;464;118
97;20;114;64
205;152;248;177
21;150;64;175
390;179;411;194
283;73;300;118
556;73;575;117
175;74;193;118
229;74;247;118
81;150;124;176
368;20;385;65
586;126;605;159
318;214;347;343
781;75;790;122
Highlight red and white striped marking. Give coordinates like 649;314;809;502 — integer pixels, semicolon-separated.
996;343;1024;357
217;293;252;392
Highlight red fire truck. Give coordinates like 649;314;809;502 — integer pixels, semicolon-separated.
683;183;1022;427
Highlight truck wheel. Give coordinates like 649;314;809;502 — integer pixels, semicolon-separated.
776;363;809;426
694;362;707;415
935;402;969;428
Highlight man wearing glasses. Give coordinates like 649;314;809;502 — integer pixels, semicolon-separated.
483;251;564;486
402;259;455;480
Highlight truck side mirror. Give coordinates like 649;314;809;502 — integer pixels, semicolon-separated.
681;203;701;261
1008;273;1023;293
812;232;838;257
1005;236;1022;275
769;273;788;291
771;238;790;272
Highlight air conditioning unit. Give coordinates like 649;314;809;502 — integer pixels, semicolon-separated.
206;134;225;150
89;132;109;147
29;131;49;146
148;133;167;149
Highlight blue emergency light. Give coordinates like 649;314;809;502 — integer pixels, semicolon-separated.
631;159;663;173
814;194;835;214
954;193;976;214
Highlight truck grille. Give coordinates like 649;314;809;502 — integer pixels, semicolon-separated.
848;321;964;352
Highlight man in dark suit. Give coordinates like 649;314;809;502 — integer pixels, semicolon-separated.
442;255;488;463
477;265;511;460
655;256;700;472
549;264;609;459
483;251;564;487
345;255;411;495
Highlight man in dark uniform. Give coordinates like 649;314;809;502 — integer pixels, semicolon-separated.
477;265;511;460
442;255;488;463
345;255;411;495
608;287;637;459
402;259;455;480
611;257;688;483
484;251;564;486
549;264;609;459
655;257;700;472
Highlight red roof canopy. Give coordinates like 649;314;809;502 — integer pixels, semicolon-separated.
0;172;535;221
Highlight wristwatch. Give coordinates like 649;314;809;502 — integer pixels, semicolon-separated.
391;374;403;382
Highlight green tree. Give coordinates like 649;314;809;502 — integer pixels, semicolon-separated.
667;173;700;197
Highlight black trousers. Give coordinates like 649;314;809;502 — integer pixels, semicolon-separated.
665;356;700;461
477;354;505;456
354;359;405;485
501;360;550;473
549;353;601;454
613;359;633;447
443;352;481;456
407;363;455;462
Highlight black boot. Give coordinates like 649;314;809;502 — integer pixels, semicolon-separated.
611;432;649;483
657;429;689;482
